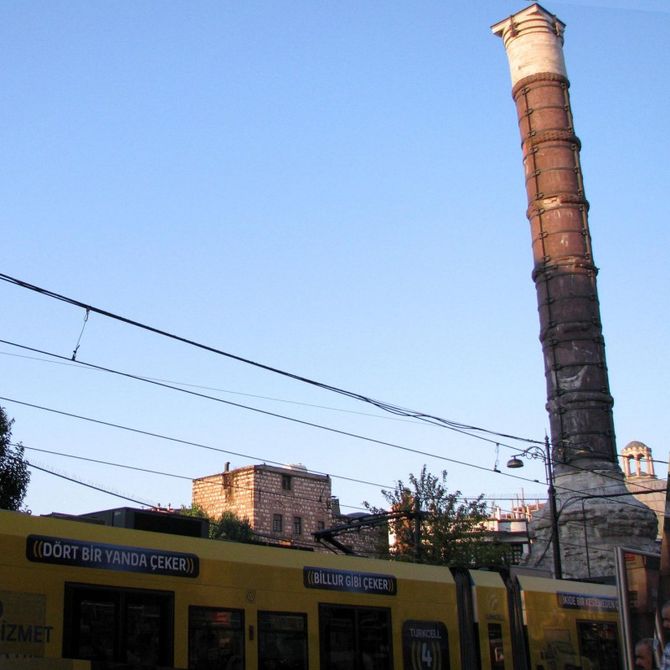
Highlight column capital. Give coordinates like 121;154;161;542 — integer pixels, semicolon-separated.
492;4;567;87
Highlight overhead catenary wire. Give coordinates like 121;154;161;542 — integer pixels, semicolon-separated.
2;341;659;505
0;273;544;446
0;342;633;491
15;429;660;572
22;445;193;481
20;444;369;510
2;393;656;514
21;444;534;512
17;440;536;524
2;338;535;456
0;350;427;425
26;458;653;542
0;351;549;505
0;339;660;504
17;437;656;544
0;304;659;511
7;285;640;497
23;451;370;513
2;343;660;516
19;448;554;521
26;459;151;507
0;393;536;489
11;339;636;506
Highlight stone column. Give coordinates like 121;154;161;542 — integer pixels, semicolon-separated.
492;4;657;578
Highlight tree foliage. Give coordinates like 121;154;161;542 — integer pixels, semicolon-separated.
365;465;508;568
0;406;30;511
180;505;256;543
210;511;256;543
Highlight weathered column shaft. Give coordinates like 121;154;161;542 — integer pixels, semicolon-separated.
492;6;658;578
493;5;616;468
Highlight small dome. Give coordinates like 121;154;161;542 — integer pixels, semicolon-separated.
621;441;656;479
622;441;651;455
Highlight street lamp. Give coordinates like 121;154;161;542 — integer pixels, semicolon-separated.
506;436;562;579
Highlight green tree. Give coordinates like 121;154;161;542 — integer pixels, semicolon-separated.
365;465;508;568
210;511;255;543
0;406;30;511
179;505;256;543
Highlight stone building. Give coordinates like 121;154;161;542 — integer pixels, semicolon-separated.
192;463;387;555
192;463;332;550
486;500;544;565
622;442;666;543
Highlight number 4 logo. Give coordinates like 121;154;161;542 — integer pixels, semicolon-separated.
421;642;433;668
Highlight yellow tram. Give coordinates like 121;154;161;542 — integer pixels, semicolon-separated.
0;509;620;669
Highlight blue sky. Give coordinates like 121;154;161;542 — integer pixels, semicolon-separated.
1;0;668;518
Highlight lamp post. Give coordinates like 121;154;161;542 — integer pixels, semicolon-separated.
507;436;562;579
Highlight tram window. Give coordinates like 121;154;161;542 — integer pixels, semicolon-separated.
126;596;165;664
319;604;392;670
487;623;504;670
576;620;621;670
64;584;173;666
258;611;308;670
76;597;116;661
258;612;307;670
189;606;245;670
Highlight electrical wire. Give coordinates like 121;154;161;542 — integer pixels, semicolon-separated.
1;344;660;514
0;273;545;446
26;459;151;507
0;350;425;425
24;459;654;566
0;393;548;494
20;444;369;511
3;400;659;525
2;280;662;552
9;300;645;504
19;444;541;517
5;391;655;521
2;339;657;506
19;445;661;560
3;353;659;514
0;339;541;469
22;445;193;481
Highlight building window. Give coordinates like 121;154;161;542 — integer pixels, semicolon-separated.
317;521;325;531
293;517;302;536
273;514;283;533
509;543;524;565
282;475;292;491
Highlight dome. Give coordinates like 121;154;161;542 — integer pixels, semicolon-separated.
622;441;651;455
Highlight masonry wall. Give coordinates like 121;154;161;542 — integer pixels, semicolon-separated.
192;467;257;523
192;464;333;550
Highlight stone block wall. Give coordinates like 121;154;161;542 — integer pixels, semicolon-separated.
192;464;333;549
192;467;256;522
